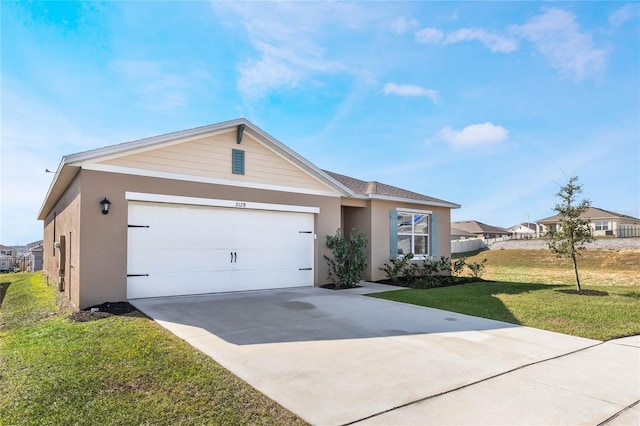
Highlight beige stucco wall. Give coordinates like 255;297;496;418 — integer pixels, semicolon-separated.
43;172;82;307
56;169;340;308
370;200;452;282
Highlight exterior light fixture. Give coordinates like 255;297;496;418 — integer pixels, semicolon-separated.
100;197;111;215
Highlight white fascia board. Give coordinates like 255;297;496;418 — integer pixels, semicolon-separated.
64;119;248;165
64;118;352;197
369;194;461;209
84;163;342;198
37;158;80;220
125;191;320;214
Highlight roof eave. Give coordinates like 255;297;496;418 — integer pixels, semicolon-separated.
37;157;80;220
367;194;461;209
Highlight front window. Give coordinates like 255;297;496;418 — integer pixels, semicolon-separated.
397;211;430;257
595;221;609;231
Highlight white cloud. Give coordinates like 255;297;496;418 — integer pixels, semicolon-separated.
445;28;518;53
383;83;439;103
238;54;303;98
438;122;508;149
609;4;640;28
392;16;419;35
511;9;608;80
415;27;444;44
415;26;517;53
214;2;374;99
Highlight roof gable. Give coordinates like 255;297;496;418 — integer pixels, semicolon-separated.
94;128;333;193
38;119;352;219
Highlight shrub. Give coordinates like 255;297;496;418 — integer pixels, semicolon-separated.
452;258;467;277
379;253;413;284
324;229;368;289
467;258;488;279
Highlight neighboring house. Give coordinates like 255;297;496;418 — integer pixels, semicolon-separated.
451;220;511;239
538;207;640;238
38;118;460;309
508;223;538;239
0;245;17;257
450;227;477;241
0;245;17;271
29;243;44;272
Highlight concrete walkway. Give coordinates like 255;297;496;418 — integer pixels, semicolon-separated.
131;285;640;425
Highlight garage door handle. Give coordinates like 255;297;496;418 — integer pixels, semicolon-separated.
230;252;237;263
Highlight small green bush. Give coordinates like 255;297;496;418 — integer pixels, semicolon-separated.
379;253;413;284
452;257;467;276
467;258;488;278
324;229;368;289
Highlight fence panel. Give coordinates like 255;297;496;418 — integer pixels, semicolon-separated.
451;239;485;254
617;224;640;238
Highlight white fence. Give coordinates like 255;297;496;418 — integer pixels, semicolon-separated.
451;238;485;254
617;224;640;238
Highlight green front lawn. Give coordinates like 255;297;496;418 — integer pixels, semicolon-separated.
373;249;640;341
0;273;306;426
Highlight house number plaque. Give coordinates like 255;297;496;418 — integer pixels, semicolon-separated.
235;202;246;208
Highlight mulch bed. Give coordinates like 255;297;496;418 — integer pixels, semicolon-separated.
377;277;487;289
556;289;609;296
69;301;138;322
320;284;362;290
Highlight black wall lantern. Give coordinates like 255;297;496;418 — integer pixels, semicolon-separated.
100;197;111;215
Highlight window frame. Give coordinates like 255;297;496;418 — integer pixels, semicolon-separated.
395;208;432;260
594;220;609;231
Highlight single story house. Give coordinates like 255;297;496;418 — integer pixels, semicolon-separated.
450;220;510;240
450;227;477;241
537;207;640;238
507;223;538;239
38;118;460;308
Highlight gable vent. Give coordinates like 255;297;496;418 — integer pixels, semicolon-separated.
232;149;245;175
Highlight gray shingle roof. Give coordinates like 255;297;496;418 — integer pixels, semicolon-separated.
537;207;640;223
324;170;459;207
451;220;510;235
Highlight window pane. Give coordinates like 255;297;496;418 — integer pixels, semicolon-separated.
414;235;428;255
397;213;413;234
414;214;429;234
397;235;411;255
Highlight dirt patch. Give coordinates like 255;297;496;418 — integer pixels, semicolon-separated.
556;289;609;296
69;301;138;322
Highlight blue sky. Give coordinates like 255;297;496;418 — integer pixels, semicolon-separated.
1;1;639;245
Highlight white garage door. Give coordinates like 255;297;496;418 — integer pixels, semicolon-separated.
127;201;315;299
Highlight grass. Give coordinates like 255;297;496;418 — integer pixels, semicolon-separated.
0;273;306;426
373;249;640;341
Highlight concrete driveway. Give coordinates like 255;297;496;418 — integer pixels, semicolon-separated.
130;284;640;425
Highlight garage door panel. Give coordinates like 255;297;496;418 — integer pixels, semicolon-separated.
127;270;235;299
128;248;233;273
129;227;235;250
232;268;313;291
127;201;315;299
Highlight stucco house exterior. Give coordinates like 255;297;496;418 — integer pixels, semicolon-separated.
507;223;538;239
537;207;640;238
38;118;460;308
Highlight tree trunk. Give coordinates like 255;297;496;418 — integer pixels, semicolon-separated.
571;251;581;292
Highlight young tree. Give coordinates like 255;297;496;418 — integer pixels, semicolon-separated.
548;176;594;291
